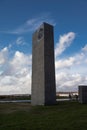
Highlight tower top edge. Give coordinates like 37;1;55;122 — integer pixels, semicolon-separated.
42;22;53;27
32;22;53;36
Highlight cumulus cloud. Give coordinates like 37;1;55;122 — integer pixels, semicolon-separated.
55;54;84;71
55;46;86;70
55;32;76;57
55;44;87;92
0;47;32;95
0;34;87;94
55;57;75;70
0;47;8;65
56;72;87;92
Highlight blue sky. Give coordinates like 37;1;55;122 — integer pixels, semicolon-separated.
0;0;87;94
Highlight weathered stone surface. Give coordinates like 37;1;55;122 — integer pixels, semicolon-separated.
31;23;56;105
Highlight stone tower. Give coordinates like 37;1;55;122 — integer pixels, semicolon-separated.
31;22;56;105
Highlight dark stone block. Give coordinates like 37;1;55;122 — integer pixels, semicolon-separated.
79;85;87;103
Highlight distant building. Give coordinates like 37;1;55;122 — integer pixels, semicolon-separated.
56;92;78;97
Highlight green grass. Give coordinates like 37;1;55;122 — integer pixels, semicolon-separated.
0;95;31;100
0;101;87;130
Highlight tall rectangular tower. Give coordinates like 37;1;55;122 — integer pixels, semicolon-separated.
31;23;56;105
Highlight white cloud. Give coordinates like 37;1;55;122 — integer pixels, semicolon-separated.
55;32;76;57
16;37;26;45
14;16;55;34
0;48;32;95
0;47;8;65
56;72;87;92
55;57;75;69
55;44;87;70
0;14;56;35
55;43;87;92
82;44;87;52
0;35;87;94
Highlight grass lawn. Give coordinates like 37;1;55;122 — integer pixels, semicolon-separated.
0;101;87;130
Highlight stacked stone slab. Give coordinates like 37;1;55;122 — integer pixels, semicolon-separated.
79;85;87;103
31;22;56;105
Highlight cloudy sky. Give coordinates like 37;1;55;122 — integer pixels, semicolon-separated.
0;0;87;95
